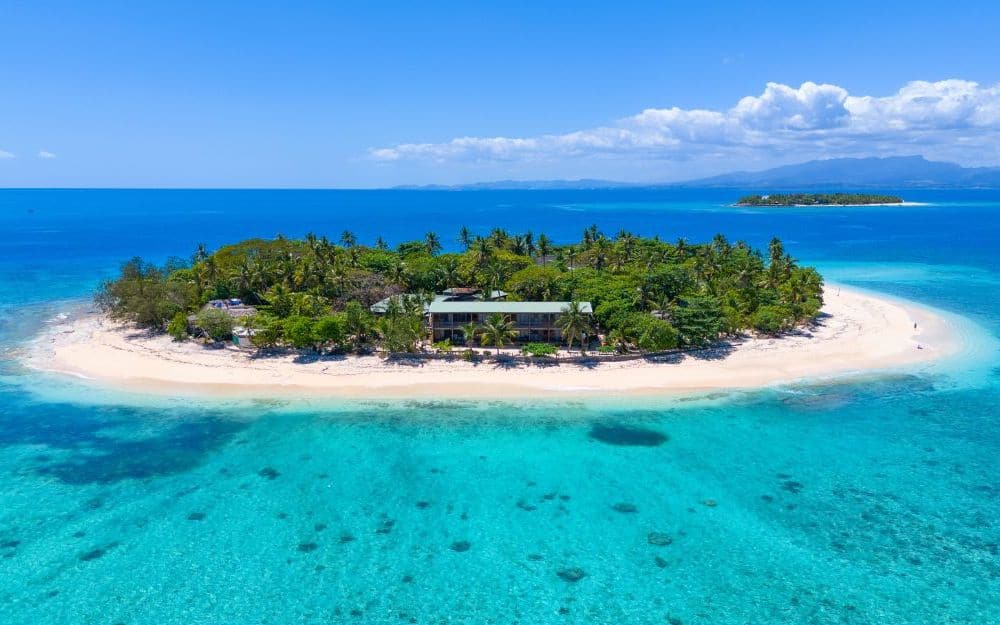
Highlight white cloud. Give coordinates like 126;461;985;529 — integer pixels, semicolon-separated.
37;150;57;159
0;149;13;159
369;79;1000;169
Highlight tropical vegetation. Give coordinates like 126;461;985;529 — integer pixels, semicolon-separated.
737;193;903;206
96;226;824;355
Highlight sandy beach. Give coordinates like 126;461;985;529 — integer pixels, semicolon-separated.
22;286;959;399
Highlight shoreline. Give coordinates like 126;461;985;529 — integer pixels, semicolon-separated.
21;286;960;400
733;202;927;208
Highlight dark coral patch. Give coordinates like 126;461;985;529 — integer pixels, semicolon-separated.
450;540;471;552
556;567;587;582
415;501;430;509
517;500;538;512
339;533;355;544
297;542;318;553
589;424;668;447
527;553;544;561
376;519;395;534
79;547;107;561
648;532;673;546
1;539;20;549
258;467;280;480
314;523;327;532
612;502;638;513
654;556;668;568
782;481;804;494
402;574;414;583
187;512;205;521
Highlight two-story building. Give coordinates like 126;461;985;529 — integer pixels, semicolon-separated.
428;300;592;344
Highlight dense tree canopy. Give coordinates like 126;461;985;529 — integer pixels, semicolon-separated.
737;193;903;206
97;226;824;354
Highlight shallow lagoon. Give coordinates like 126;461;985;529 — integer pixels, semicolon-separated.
1;189;998;623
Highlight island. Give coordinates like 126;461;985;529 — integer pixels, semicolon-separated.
736;193;904;206
25;226;955;398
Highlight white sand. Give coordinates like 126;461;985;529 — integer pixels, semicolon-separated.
22;286;959;399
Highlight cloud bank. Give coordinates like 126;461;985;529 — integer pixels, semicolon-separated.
0;149;13;159
37;150;57;159
370;80;1000;171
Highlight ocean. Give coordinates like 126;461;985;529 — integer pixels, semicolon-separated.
0;188;997;624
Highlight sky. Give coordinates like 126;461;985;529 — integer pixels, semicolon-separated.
1;1;999;188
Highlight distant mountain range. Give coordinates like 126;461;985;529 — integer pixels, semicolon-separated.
683;156;1000;188
394;178;637;191
398;156;1000;190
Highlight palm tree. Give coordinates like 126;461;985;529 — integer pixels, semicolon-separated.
488;227;509;248
479;312;518;355
340;230;357;248
536;233;552;262
458;226;473;251
471;237;493;270
511;235;529;256
425;231;442;256
436;256;461;289
375;236;389;251
556;300;591;352
459;321;481;347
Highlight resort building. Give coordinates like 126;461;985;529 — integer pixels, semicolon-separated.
370;287;592;345
370;287;507;315
429;300;592;344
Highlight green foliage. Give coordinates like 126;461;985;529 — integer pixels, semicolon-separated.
196;308;235;342
343;301;373;348
556;300;592;351
95;257;196;329
167;312;188;341
248;314;283;349
632;316;680;351
672;296;725;348
521;342;557;357
432;339;453;352
283;316;317;350
313;314;347;349
750;305;792;334
479;312;518;354
506;265;562;300
99;226;825;356
737;193;902;206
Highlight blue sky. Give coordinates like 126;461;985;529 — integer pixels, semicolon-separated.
1;1;998;187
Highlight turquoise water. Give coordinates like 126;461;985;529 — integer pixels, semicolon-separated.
1;189;998;623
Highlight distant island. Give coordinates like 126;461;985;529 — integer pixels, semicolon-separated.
736;193;904;207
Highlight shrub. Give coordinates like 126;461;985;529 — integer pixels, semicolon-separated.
167;312;188;342
283;316;317;350
521;342;557;357
433;339;453;352
196;308;234;342
750;305;791;334
597;345;616;353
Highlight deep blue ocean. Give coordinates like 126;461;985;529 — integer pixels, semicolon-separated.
1;189;998;624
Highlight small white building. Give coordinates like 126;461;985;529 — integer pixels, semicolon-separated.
232;326;256;348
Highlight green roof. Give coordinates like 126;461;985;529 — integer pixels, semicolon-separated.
428;301;592;314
